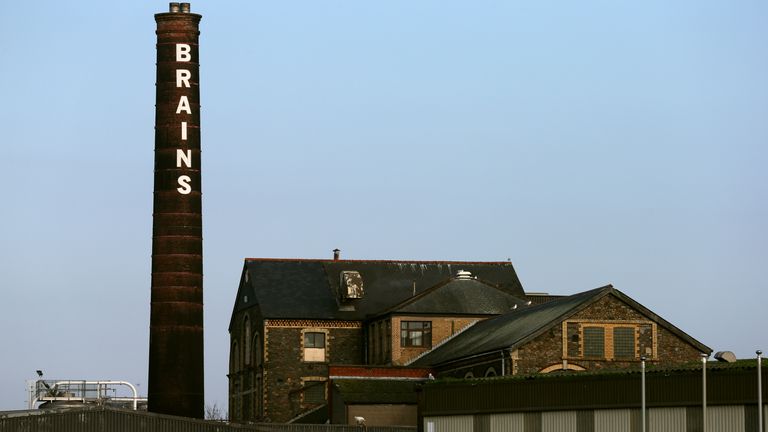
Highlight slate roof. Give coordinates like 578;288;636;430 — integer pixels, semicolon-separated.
375;278;527;318
411;285;711;367
231;259;525;326
332;379;421;404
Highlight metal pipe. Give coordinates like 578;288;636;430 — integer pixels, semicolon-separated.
32;380;141;410
501;351;505;376
641;355;646;432
702;353;708;432
759;350;764;432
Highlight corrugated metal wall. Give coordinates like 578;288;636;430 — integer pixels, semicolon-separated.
594;409;631;432
423;415;473;432
489;413;524;431
708;406;745;432
541;410;576;432
423;405;766;432
647;407;686;432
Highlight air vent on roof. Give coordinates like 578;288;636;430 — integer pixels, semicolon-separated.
455;270;472;280
340;271;363;300
714;351;737;363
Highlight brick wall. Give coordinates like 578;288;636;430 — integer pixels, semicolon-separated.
390;316;481;365
262;322;362;423
436;294;705;378
515;295;703;374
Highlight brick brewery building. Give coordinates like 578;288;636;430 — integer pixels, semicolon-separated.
227;255;710;425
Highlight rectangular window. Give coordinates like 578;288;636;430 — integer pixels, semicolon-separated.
400;321;432;348
303;380;326;404
583;326;605;358
613;327;636;359
303;332;326;362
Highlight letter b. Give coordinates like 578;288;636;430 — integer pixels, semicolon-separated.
176;44;191;62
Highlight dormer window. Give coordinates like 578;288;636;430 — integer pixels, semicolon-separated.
340;271;364;300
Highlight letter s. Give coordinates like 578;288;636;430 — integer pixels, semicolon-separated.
177;175;192;195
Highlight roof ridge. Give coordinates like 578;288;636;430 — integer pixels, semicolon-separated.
245;258;512;265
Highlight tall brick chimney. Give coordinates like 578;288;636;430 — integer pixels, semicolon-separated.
148;2;204;418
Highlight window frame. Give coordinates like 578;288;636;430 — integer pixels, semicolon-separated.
400;320;432;348
582;326;605;358
613;326;636;359
302;330;328;363
562;320;656;361
301;378;327;405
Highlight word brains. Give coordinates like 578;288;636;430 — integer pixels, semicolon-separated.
174;43;193;195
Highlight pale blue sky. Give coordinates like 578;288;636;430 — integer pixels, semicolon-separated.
1;1;766;412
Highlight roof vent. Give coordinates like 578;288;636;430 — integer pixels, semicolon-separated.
455;270;472;280
714;351;737;363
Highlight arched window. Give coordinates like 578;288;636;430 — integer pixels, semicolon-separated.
231;340;240;373
484;367;497;377
253;333;261;367
464;371;475;379
244;315;251;365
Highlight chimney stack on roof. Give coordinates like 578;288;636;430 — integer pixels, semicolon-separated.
333;249;340;261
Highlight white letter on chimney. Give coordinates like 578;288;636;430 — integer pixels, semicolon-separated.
176;96;191;114
177;149;192;168
176;44;191;62
181;122;188;140
176;69;191;88
177;175;192;194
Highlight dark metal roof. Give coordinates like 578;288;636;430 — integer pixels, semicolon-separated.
412;285;711;366
333;379;421;404
231;259;525;325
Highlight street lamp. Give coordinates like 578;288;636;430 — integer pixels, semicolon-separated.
701;353;709;432
641;355;646;432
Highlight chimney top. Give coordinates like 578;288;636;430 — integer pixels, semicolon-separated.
333;249;340;261
169;3;191;13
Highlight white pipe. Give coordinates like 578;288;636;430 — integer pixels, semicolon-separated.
43;380;140;410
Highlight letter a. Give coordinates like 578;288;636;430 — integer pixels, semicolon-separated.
176;96;191;114
176;44;191;62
